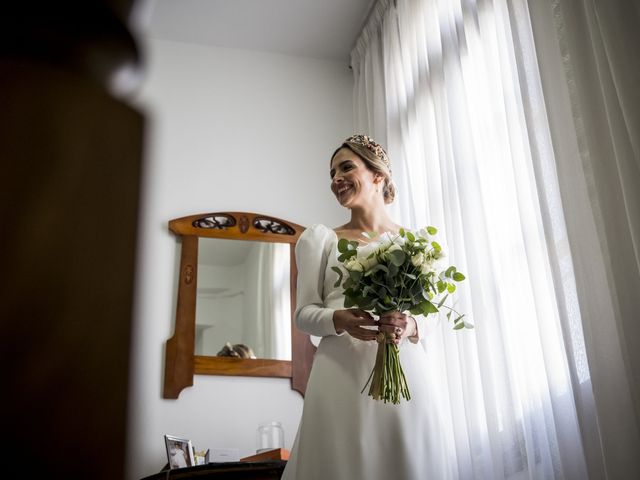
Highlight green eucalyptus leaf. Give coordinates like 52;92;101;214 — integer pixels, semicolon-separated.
389;250;406;266
431;241;442;253
349;271;362;283
437;293;449;308
388;262;399;277
368;264;389;275
437;280;446;293
453;272;466;282
410;282;423;296
337;251;356;262
399;227;406;237
447;283;456;293
445;266;456;278
427;226;438;235
453;322;465;330
406;231;416;242
337;238;350;253
331;266;343;287
420;301;439;315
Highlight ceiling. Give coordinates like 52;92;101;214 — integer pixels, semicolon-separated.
134;0;376;62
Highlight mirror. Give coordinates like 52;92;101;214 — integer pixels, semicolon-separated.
195;237;291;360
163;211;316;399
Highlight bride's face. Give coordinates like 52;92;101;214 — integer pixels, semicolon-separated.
330;148;381;208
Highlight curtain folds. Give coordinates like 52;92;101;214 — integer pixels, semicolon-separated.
526;1;640;476
351;0;639;478
244;243;291;359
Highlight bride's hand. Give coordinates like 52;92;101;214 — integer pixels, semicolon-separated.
378;311;416;345
333;309;378;341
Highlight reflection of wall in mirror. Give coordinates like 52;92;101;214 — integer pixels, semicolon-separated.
195;263;244;355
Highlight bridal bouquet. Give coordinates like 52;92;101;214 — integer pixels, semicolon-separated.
331;226;470;404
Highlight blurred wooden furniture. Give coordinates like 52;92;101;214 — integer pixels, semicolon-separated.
141;461;287;479
0;3;142;479
240;448;290;462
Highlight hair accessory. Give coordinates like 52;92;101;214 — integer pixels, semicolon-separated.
345;134;391;170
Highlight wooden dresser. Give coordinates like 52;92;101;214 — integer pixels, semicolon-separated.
140;461;286;479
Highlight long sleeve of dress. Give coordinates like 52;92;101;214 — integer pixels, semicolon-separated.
409;314;428;343
294;224;341;338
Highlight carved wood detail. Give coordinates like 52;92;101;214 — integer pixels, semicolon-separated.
239;214;249;233
192;214;236;229
253;216;296;235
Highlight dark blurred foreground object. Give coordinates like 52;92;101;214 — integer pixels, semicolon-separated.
0;2;144;479
141;461;287;480
1;1;140;86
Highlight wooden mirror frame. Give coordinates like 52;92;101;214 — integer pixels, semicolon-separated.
163;211;316;399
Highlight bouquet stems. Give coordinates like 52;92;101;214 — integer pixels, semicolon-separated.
361;332;411;404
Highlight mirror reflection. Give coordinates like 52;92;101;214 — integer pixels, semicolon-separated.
195;237;292;360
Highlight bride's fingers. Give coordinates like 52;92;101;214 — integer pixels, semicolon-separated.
378;323;403;333
353;308;374;319
351;328;377;341
379;316;407;330
378;312;405;323
351;314;377;326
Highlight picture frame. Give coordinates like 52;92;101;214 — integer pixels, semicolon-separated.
164;434;196;469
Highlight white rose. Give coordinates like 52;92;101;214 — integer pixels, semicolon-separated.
357;242;380;270
435;246;447;259
411;253;424;267
345;258;364;272
421;259;437;274
387;243;402;253
417;228;430;240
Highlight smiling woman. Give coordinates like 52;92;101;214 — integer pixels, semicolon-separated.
281;135;455;480
129;1;381;478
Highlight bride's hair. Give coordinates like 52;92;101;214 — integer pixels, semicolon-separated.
216;342;256;359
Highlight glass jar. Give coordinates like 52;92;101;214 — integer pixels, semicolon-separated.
256;421;284;453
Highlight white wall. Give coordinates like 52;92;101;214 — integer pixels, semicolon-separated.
195;263;244;356
126;38;353;479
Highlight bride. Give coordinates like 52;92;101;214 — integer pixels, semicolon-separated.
281;135;454;479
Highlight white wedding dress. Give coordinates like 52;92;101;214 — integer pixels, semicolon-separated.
281;224;454;480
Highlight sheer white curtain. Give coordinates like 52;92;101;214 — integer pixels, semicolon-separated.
525;1;640;477
243;242;291;359
349;0;629;477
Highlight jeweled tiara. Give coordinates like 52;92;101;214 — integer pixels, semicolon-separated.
345;134;391;170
